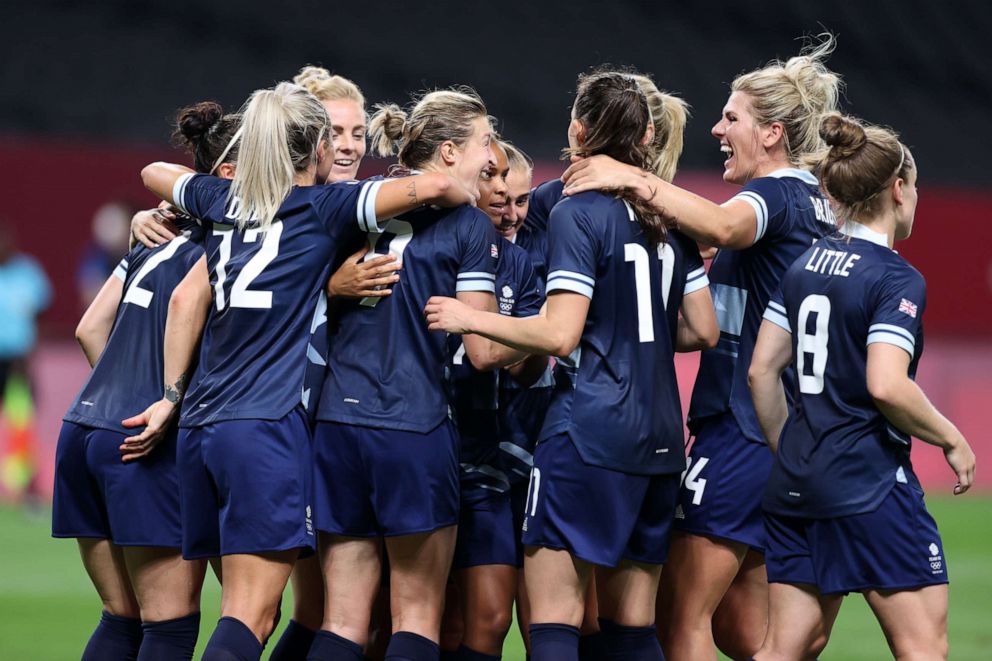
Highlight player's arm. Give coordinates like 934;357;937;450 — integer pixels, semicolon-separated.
867;343;976;495
370;173;479;223
120;256;210;462
426;291;589;358
141;162;196;205
456;291;530;370
561;156;759;249
505;352;551;388
676;287;719;352
75;273;125;366
327;246;401;299
748;319;793;453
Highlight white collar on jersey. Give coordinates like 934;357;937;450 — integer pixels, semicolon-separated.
841;221;890;248
765;168;818;185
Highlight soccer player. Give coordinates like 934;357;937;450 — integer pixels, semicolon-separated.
561;38;842;659
127;82;477;661
441;139;545;661
426;70;704;661
309;88;519;661
51;101;238;660
748;113;976;660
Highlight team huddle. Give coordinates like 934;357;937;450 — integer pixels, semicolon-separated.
51;34;976;661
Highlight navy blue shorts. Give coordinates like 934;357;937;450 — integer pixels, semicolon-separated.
521;434;680;567
764;482;949;595
52;421;182;547
674;413;772;552
452;491;517;569
509;481;529;568
313;420;459;537
178;407;315;559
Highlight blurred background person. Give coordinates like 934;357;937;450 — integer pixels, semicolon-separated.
76;200;133;310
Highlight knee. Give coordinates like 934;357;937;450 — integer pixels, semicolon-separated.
103;599;141;620
470;605;513;641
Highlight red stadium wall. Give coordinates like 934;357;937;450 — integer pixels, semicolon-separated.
3;139;990;494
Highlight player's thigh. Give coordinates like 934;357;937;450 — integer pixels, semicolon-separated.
596;559;663;627
657;530;748;622
320;533;382;645
757;582;841;661
289;553;325;630
77;538;139;618
713;548;768;657
219;550;298;640
863;585;948;660
122;546;207;621
386;527;457;605
523;545;591;628
455;563;516;637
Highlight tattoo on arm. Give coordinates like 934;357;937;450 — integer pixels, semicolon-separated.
164;372;189;404
406;180;418;205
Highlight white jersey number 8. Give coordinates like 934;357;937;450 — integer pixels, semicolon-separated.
797;294;831;394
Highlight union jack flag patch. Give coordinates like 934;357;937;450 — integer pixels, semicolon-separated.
491;243;499;258
898;298;918;318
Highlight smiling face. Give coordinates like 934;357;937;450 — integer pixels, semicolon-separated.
323;98;367;182
447;115;495;200
478;142;510;225
711;91;777;185
499;165;532;239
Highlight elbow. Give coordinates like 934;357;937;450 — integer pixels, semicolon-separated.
551;333;580;358
709;222;737;249
867;374;898;407
747;362;771;393
701;324;720;350
74;320;92;349
141;162;167;192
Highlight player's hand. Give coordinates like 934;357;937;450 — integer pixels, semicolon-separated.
327;247;401;298
561;155;644;197
944;436;976;495
425;296;476;334
436;174;480;208
131;208;179;248
119;399;177;463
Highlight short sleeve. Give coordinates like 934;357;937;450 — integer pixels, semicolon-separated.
172;173;230;220
730;177;787;245
681;242;709;295
762;286;791;333
112;256;129;282
512;251;543;318
455;210;499;293
545;198;600;299
313;180;377;235
866;268;926;358
524;179;564;234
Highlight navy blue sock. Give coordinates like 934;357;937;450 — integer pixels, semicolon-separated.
529;623;579;661
202;616;263;661
270;619;317;661
137;612;200;660
578;631;606;661
598;619;664;660
454;644;499;660
306;630;364;661
82;611;144;661
385;631;440;660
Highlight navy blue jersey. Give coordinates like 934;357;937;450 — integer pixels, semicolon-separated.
171;173;380;426
512;223;548;287
450;238;542;497
525;178;564;235
539;192;685;475
763;225;926;518
317;199;501;433
63;231;205;433
689;169;835;442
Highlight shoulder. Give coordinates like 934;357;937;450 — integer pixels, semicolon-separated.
532;178;565;206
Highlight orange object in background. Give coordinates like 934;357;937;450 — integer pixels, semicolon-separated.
1;374;39;500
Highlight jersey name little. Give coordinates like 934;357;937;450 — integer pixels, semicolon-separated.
804;246;861;277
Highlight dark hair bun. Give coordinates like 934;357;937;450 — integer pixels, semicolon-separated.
820;112;867;158
174;101;225;149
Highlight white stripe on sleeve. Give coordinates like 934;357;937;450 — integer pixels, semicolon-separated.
546;269;595;299
456;271;497;293
867;323;915;357
732;190;769;244
172;172;195;215
112;258;128;282
762;305;791;333
683;267;709;295
357;180;385;233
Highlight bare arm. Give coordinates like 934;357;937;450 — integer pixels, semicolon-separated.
426;291;590;358
75;274;124;366
675;287;719;352
506;353;551;388
119;256;211;462
456;291;530;370
748;320;793;453
867;343;976;494
561;156;759;249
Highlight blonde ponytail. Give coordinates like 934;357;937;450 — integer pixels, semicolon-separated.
230;82;328;230
631;74;689;183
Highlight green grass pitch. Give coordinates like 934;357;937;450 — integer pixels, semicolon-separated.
1;495;989;659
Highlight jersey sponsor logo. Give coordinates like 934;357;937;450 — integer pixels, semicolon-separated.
305;505;313;536
498;285;516;314
899;298;918;318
